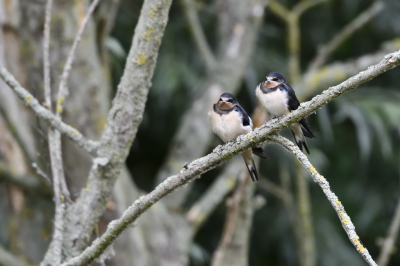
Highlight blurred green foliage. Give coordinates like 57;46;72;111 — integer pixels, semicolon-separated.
110;0;400;265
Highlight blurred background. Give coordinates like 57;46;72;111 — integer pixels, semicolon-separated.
1;0;400;265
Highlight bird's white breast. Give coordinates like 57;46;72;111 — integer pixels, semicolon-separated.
210;110;252;143
256;85;290;117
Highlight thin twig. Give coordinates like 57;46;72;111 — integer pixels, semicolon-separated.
0;66;100;156
308;1;384;71
269;135;377;266
269;0;327;83
295;162;316;266
61;50;400;266
376;176;400;266
0;103;35;164
268;0;290;22
32;162;52;184
258;177;290;201
186;158;242;231
56;0;101;117
0;163;52;196
210;171;254;266
182;0;216;71
293;0;327;16
297;38;400;99
41;1;66;264
0;245;31;266
43;0;53;112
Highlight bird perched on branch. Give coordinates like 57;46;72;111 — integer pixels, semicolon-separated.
256;72;316;154
209;93;268;182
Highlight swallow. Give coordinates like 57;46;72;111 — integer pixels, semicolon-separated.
255;72;316;154
209;93;268;182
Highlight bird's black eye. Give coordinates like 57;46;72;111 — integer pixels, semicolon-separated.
219;98;222;102
272;78;278;81
227;99;233;103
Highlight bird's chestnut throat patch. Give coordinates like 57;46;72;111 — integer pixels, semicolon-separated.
217;102;234;110
264;80;280;88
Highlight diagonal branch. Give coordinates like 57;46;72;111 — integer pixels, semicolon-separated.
210;172;255;266
41;1;67;264
182;0;216;71
61;49;400;266
0;163;52;197
293;0;327;16
56;0;101;117
0;245;31;266
308;1;384;71
269;135;377;266
268;0;290;22
61;0;174;259
376;175;400;266
0;67;100;156
296;39;400;99
186;157;242;230
269;0;327;83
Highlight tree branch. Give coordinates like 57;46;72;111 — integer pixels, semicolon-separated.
0;67;100;156
377;178;400;266
56;0;101;117
295;163;316;266
61;49;400;266
293;0;327;16
269;135;377;266
182;0;216;71
268;0;290;22
186;157;242;230
155;0;266;209
61;0;174;259
0;163;52;197
41;1;68;264
210;171;255;266
297;39;400;99
0;103;34;164
259;176;291;201
308;1;384;71
270;0;327;83
0;245;30;266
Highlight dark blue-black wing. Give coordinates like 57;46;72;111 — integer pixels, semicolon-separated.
234;105;252;127
281;84;316;139
281;83;300;111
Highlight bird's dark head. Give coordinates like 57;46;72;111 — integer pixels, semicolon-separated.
263;72;287;88
216;93;238;110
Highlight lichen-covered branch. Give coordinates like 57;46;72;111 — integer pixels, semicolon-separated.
41;2;68;263
269;135;377;266
182;0;216;71
308;1;384;71
0;245;30;266
61;0;173;259
56;0;101;117
61;49;400;265
0;66;100;156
